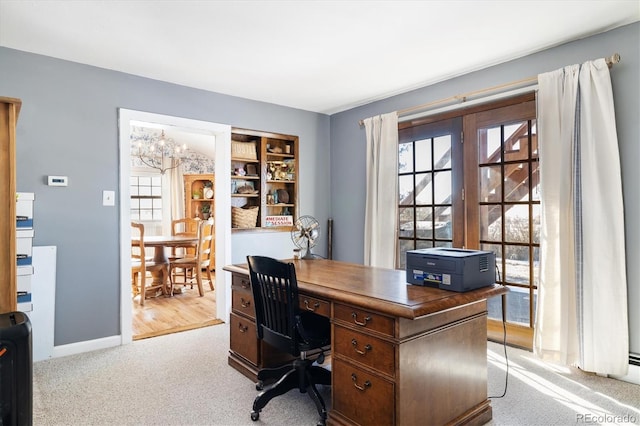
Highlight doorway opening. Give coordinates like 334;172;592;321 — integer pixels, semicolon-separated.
118;109;232;344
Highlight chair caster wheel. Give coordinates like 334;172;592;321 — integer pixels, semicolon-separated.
251;411;260;421
255;381;264;391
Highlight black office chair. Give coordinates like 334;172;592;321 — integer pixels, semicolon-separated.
247;256;331;426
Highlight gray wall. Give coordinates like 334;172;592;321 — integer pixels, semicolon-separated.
329;23;640;354
0;47;331;345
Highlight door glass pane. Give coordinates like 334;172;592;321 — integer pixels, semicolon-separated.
399;142;414;173
414;139;431;172
435;241;452;248
433;135;451;169
532;205;541;244
399;207;414;237
480;205;501;241
435;206;452;239
399;175;414;205
488;287;534;326
505;205;529;243
415;207;432;239
504;285;531;325
415;173;432;204
416;240;434;250
487;296;503;321
504;162;529;202
481;243;503;281
397;239;415;269
479;165;501;202
505;245;529;284
504;122;528;162
533;246;540;287
531;120;538;159
532;160;540;201
434;171;451;204
479;126;501;164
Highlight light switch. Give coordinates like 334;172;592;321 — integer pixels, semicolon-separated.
102;190;115;206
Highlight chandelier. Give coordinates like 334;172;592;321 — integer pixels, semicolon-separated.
137;130;186;175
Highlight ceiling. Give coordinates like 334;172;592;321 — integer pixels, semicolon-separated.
0;1;638;115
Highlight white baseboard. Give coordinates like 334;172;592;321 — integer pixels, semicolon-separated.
50;335;123;360
611;363;640;385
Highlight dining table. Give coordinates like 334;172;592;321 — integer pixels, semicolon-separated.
132;234;199;288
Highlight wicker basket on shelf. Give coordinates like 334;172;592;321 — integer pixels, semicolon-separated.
232;206;259;228
231;141;257;160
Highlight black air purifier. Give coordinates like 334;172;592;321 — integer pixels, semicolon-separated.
0;311;32;426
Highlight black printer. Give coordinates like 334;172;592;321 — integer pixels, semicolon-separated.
406;247;495;292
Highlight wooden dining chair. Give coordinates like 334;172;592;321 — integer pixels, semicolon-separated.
168;218;214;297
169;217;200;283
131;222;168;305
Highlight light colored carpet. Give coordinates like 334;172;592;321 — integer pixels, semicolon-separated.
33;324;640;425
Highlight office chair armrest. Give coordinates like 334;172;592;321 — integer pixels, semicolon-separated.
295;311;331;349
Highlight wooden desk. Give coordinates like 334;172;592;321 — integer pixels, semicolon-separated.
224;259;507;426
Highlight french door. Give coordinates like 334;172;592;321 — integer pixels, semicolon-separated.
398;93;539;349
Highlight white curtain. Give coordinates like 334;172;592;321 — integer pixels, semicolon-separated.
162;159;185;235
535;59;628;376
363;112;398;268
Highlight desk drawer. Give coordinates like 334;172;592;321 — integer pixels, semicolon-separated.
334;325;395;377
229;312;258;365
298;295;330;317
232;289;255;319
232;274;252;291
334;303;395;338
332;358;394;426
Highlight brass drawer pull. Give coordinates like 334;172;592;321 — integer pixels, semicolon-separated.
351;339;372;356
351;373;371;391
240;298;251;308
241;280;250;289
304;299;320;312
238;323;248;333
351;312;371;327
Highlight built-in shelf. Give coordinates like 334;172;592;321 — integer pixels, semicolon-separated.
231;128;299;231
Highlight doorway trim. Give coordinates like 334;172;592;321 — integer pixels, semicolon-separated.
118;109;232;344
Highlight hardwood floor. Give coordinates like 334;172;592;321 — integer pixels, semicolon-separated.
132;272;222;340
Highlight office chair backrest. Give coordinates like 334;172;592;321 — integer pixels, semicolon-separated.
247;256;301;356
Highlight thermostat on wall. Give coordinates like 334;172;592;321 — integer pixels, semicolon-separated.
48;176;68;186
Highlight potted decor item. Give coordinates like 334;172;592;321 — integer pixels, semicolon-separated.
201;203;211;219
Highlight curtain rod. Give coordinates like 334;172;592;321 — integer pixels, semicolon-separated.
359;53;621;126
